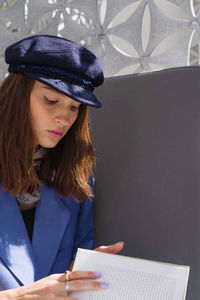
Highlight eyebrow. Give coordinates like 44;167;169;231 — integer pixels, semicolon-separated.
40;84;64;97
40;84;81;105
41;85;57;92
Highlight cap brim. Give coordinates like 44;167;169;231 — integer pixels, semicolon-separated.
23;71;102;108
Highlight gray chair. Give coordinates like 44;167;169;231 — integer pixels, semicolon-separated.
91;66;200;300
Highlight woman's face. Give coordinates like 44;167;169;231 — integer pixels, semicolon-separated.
30;80;81;148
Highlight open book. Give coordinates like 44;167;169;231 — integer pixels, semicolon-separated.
71;248;190;300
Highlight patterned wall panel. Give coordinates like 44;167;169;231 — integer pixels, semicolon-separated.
0;0;199;79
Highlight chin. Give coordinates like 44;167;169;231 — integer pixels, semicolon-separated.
39;140;58;149
45;143;58;149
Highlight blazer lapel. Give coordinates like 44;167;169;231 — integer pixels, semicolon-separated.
0;187;37;285
32;183;71;280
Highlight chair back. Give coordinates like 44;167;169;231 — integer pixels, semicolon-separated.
91;66;200;299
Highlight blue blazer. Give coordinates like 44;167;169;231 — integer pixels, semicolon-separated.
0;182;93;290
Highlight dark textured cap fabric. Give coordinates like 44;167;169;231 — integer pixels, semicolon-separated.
5;35;104;108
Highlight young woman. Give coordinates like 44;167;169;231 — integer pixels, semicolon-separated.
0;35;123;299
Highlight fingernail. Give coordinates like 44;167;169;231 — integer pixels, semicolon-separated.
119;241;124;246
100;282;109;288
94;272;102;277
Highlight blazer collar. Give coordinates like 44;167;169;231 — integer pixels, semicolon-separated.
32;183;71;280
0;183;71;285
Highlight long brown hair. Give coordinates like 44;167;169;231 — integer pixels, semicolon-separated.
0;73;95;201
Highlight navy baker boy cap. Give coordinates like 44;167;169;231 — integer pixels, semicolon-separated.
5;35;104;108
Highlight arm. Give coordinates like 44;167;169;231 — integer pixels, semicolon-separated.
0;272;107;299
72;197;94;260
71;176;95;261
71;177;124;259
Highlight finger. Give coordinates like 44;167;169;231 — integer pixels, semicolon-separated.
66;280;109;291
57;271;102;282
95;241;124;251
68;271;102;281
95;241;124;253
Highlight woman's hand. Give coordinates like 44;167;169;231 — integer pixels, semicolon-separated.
0;271;107;300
94;241;124;254
69;242;124;271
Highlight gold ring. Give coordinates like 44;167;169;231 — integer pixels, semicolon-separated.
65;270;71;281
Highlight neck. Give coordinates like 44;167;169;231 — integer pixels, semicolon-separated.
19;202;37;211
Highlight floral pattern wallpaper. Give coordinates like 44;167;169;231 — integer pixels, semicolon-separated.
0;0;200;79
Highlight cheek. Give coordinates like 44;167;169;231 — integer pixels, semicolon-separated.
69;113;79;128
74;110;80;121
73;113;78;123
30;102;49;131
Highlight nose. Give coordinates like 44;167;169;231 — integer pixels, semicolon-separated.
56;119;69;129
55;108;71;128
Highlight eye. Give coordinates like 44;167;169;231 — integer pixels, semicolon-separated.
44;97;58;105
71;105;80;111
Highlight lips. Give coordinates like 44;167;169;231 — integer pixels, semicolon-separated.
47;130;64;138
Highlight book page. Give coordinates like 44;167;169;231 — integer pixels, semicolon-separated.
71;249;189;300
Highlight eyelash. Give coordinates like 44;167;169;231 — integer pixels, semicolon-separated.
44;97;57;105
71;106;79;111
44;97;80;111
